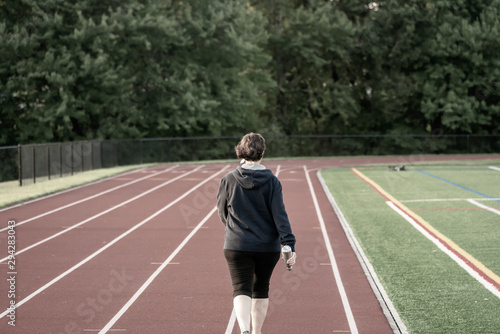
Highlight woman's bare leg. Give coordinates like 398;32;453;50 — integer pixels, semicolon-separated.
251;298;269;334
234;295;252;333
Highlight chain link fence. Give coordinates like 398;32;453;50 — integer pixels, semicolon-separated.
1;134;499;185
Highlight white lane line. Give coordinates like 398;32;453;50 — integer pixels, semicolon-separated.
0;165;179;232
467;199;500;216
303;166;358;334
0;166;154;214
317;171;408;334
387;201;500;299
0;165;201;263
84;330;126;332
224;307;237;334
276;164;281;177
98;207;218;334
489;166;500;171
400;198;500;203
0;165;229;319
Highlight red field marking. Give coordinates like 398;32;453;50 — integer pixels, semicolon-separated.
467;199;500;216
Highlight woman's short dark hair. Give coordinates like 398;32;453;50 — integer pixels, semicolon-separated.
235;133;266;161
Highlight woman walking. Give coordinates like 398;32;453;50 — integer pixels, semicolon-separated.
217;133;297;334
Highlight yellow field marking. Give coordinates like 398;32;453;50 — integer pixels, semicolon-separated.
351;168;500;287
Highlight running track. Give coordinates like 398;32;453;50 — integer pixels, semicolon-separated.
0;155;498;334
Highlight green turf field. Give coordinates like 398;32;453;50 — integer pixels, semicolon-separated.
321;161;500;334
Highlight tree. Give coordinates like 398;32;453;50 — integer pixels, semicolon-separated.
420;0;500;134
0;0;273;145
138;0;273;138
1;0;151;144
252;0;360;136
360;0;500;138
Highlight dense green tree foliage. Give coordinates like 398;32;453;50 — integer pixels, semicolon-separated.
362;0;500;137
1;0;272;144
252;0;360;135
1;0;499;146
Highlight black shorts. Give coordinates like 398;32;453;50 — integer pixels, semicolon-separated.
224;249;281;299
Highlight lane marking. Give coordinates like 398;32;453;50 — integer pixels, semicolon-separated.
0;165;201;262
317;171;407;334
0;166;163;214
225;308;237;334
489;166;500;171
417;170;500;203
0;165;229;319
351;168;500;296
98;207;218;334
304;166;358;334
467;199;500;216
0;165;179;232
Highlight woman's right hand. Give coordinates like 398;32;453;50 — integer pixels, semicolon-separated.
287;252;297;267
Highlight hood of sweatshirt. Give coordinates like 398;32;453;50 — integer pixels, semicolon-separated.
232;166;274;189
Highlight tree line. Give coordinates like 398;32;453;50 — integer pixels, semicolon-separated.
1;0;499;147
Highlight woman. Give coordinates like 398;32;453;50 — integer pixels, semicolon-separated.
217;133;297;334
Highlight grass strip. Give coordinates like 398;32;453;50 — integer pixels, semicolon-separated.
0;164;157;209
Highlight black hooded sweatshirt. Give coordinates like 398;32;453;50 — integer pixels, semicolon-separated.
217;166;296;252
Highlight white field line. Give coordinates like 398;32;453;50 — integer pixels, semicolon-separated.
276;164;281;177
0;165;229;319
467;199;500;216
0;165;179;232
0;166;154;214
400;198;500;203
0;165;202;263
98;207;218;334
224;308;237;334
317;171;408;334
387;201;500;299
274;165;303;174
303;166;358;334
489;166;500;171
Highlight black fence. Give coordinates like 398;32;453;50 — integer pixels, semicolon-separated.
1;134;499;185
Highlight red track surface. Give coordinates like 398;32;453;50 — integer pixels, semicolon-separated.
0;155;498;334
